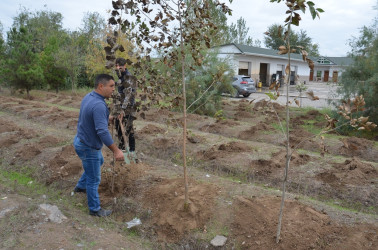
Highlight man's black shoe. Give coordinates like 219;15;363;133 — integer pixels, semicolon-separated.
89;209;112;217
73;187;86;193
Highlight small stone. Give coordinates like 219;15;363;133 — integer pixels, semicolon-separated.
210;235;227;247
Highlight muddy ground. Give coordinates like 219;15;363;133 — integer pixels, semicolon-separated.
0;90;377;249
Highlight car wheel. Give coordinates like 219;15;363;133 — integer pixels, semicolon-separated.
243;93;251;98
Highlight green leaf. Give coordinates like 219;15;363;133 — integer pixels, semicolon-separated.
265;92;278;100
316;8;325;13
309;6;316;19
307;1;315;7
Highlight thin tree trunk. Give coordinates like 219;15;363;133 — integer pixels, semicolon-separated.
178;0;189;207
276;16;292;244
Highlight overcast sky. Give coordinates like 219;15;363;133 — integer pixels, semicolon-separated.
1;0;377;56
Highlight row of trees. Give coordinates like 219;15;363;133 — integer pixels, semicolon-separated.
0;9;118;97
0;4;322;99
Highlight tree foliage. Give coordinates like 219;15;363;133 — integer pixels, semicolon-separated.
224;17;260;46
5;26;44;98
337;21;378;125
264;23;319;56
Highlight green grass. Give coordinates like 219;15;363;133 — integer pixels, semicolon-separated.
303;196;378;216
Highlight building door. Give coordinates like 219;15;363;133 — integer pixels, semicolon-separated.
332;71;338;82
324;70;329;82
309;70;314;81
259;63;268;86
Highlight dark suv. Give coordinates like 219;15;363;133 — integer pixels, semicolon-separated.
231;75;256;97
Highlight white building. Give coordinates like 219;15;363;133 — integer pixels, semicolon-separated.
216;43;353;86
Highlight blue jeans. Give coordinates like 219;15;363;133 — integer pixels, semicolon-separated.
73;136;104;212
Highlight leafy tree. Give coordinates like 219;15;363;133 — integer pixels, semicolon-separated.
40;35;68;93
107;0;232;206
12;7;64;53
85;23;135;83
0;22;6;87
337;21;378;125
225;17;260;46
55;31;86;92
264;23;320;57
5;26;44;98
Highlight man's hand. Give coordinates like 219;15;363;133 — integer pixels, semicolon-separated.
114;148;124;161
118;111;124;121
109;115;115;124
108;143;125;161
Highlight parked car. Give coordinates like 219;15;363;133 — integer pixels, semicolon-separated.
231;75;256;97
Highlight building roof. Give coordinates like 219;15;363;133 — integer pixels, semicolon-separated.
326;57;354;66
217;43;353;67
218;43;309;62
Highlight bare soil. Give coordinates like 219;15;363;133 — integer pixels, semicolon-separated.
0;90;377;249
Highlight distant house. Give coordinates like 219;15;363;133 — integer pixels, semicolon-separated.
215;43;352;86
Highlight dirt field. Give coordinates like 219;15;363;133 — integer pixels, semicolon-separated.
0;90;377;249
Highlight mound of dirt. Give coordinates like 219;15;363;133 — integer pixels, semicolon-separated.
318;157;377;186
237;102;251;112
234;111;253;119
100;161;146;200
253;100;285;112
0;134;19;148
253;99;269;110
13;144;42;162
0;120;19;133
217;119;240;126
38;135;61;147
153;137;175;149
66;119;78;129
139;124;166;135
230;196;377;249
338;137;377;161
287;128;315;148
26;109;47;119
45;145;82;183
142;178;219;242
143;108;173;122
199;123;225;134
197;141;253;162
291;109;325;129
218;141;251;152
250;149;311;177
238;121;273;140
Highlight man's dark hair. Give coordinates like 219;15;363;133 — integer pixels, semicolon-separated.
115;57;127;66
94;74;114;89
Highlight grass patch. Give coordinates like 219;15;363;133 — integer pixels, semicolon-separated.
303;196;378;215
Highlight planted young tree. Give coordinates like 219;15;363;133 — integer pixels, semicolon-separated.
268;0;376;243
267;0;323;243
105;0;232;206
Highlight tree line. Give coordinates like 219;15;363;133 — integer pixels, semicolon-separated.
0;5;319;97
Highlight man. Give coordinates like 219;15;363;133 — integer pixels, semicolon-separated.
73;74;124;217
114;58;138;161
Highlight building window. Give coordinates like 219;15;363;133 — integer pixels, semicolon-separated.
316;57;332;64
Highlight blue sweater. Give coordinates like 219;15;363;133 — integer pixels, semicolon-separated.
76;91;113;149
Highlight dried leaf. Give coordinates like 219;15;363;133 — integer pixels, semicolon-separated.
306;90;319;101
285;65;290;75
269;81;276;90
